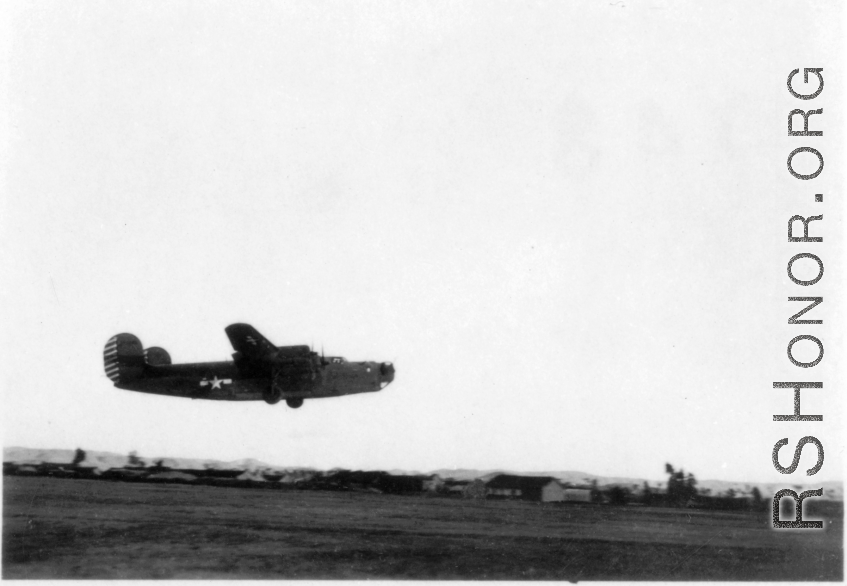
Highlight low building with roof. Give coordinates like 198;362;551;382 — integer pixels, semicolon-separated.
485;474;566;502
562;488;592;502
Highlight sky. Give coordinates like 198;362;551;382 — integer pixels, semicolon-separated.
2;0;844;483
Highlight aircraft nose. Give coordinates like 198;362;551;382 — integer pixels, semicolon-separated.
379;362;395;384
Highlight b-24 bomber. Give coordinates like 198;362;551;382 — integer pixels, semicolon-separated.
103;324;395;408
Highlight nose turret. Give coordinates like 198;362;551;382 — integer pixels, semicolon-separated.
379;362;395;388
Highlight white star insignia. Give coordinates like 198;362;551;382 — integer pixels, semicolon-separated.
200;376;232;389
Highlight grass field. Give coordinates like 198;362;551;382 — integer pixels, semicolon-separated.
3;476;842;580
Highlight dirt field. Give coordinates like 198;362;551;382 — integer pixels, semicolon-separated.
3;476;842;580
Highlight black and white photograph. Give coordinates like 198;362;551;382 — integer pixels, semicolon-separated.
2;0;843;580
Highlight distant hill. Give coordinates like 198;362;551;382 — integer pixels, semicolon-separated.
2;447;312;474
5;447;82;466
5;446;840;500
429;469;509;482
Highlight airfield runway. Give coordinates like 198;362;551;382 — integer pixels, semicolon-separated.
3;476;842;579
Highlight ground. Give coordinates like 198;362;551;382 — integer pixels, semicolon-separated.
3;476;842;580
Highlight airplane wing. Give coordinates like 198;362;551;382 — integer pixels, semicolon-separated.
224;323;279;363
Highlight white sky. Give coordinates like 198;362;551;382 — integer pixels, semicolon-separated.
3;1;844;483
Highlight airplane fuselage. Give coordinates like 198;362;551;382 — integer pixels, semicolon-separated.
115;359;392;402
104;324;395;408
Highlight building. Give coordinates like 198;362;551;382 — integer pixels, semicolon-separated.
485;475;566;502
563;488;592;502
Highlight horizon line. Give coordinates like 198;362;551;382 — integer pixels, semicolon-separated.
4;445;842;487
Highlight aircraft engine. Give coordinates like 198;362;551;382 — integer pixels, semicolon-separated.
144;346;171;366
103;333;145;384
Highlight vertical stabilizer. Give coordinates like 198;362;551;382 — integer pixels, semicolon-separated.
103;333;145;384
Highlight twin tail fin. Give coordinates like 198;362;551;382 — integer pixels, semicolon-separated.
104;334;171;384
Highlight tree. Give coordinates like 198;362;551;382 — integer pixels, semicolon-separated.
607;486;630;506
127;451;146;468
72;448;86;467
642;481;653;506
685;473;697;494
590;479;601;503
463;479;488;500
750;486;765;511
665;464;697;506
